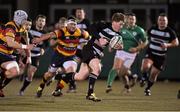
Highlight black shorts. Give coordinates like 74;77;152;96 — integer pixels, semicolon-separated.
50;50;76;68
31;56;41;67
145;49;166;71
0;52;15;65
82;43;103;64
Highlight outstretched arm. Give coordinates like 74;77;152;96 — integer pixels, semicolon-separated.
32;32;56;44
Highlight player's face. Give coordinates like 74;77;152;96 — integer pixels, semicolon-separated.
22;20;32;31
24;21;32;31
112;21;124;32
157;16;168;30
59;22;67;29
128;16;136;27
67;23;77;32
36;17;46;29
75;9;85;20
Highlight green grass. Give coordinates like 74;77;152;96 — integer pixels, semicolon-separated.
0;79;180;111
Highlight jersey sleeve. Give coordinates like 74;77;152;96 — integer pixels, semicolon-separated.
4;26;16;39
53;29;62;40
169;28;177;42
138;27;148;42
88;21;106;40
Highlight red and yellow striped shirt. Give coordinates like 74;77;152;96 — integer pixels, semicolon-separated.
0;21;23;54
54;27;89;56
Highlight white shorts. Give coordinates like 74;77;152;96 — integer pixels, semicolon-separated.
48;60;78;73
115;50;137;68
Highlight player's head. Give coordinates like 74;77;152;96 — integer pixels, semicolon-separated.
157;13;168;30
75;8;86;21
111;12;125;32
67;16;77;32
58;17;67;29
22;18;32;31
126;12;136;27
35;14;46;30
13;10;28;26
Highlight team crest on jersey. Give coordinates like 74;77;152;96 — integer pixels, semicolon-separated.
122;31;126;34
132;32;137;36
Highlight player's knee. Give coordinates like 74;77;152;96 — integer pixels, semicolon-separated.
141;65;150;73
29;66;37;73
6;67;19;78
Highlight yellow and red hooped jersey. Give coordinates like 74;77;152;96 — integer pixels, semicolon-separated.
54;27;89;56
0;21;23;54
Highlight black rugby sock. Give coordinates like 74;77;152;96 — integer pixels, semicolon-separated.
20;78;31;92
146;80;154;90
88;73;97;96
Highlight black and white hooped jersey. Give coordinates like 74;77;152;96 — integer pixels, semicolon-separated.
77;19;91;50
29;27;47;57
77;19;90;31
88;21;121;48
147;25;177;56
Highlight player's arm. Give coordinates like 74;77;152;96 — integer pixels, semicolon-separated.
137;28;148;50
135;39;148;51
6;36;34;50
5;27;34;50
161;29;179;48
32;32;56;44
162;38;179;48
82;30;90;40
88;21;106;40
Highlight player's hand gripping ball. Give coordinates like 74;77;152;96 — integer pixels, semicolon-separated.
109;35;123;50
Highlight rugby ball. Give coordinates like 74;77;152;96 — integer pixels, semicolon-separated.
109;35;123;49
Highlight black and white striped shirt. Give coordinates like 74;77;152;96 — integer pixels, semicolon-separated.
29;27;47;57
86;21;122;56
89;21;121;45
77;19;91;50
147;25;177;56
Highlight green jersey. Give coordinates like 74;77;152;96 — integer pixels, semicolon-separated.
120;25;147;52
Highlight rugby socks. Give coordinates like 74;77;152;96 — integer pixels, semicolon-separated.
0;72;5;89
55;79;66;91
69;80;76;90
145;80;154;90
61;72;74;83
1;78;12;89
0;71;12;89
20;77;31;92
106;69;117;87
88;73;97;96
141;72;148;81
58;72;75;90
39;76;47;90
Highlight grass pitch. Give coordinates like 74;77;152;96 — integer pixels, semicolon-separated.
0;79;180;111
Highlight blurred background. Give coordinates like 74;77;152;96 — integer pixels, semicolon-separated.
0;0;180;30
0;0;180;80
